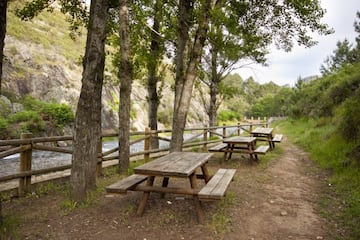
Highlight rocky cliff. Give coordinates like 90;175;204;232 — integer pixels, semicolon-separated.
2;25;207;134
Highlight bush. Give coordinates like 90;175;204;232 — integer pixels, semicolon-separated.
7;111;45;137
8;110;41;123
42;103;74;128
0;97;11;117
339;94;360;142
0;117;9;138
21;95;44;111
218;110;241;122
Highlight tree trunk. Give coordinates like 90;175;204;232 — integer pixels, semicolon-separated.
209;81;219;127
147;0;162;149
170;0;193;152
0;0;7;95
70;0;109;203
170;0;214;152
118;0;132;174
208;45;220;127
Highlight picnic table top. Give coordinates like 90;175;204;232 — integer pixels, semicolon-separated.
223;136;257;144
134;151;213;178
251;127;273;135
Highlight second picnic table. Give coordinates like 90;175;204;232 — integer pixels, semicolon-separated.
251;127;275;150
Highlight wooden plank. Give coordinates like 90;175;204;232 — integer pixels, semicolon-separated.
106;174;148;194
254;145;270;155
198;168;236;201
134;152;213;177
208;143;227;152
272;134;283;142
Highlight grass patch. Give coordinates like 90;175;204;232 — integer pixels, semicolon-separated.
210;191;236;237
0;214;21;239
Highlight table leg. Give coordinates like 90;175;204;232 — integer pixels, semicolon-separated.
189;173;204;224
201;165;211;183
228;144;234;160
137;176;155;216
160;177;169;198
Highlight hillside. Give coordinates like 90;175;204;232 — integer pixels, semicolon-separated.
2;2;209;134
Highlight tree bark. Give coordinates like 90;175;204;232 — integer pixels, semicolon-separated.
118;0;132;174
0;0;7;95
70;0;109;203
147;0;162;149
170;0;214;152
170;0;193;152
208;45;220;127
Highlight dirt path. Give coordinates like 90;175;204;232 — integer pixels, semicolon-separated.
223;136;329;240
3;137;330;239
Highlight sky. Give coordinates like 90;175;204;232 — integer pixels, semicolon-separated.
235;0;360;86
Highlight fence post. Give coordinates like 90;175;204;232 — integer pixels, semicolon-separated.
203;125;208;150
264;117;268;127
19;132;32;197
249;122;253;132
222;124;226;139
237;122;241;136
144;127;151;162
97;136;103;177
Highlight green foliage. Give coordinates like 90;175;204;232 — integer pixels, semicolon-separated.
0;117;9;138
0;98;11;117
8;1;86;65
8;110;41;123
217;110;241;122
2;95;74;138
0;117;8;130
290;62;360;124
42;103;75;128
0;214;21;239
338;93;360;142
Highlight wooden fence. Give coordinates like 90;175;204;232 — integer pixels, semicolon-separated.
0;118;267;195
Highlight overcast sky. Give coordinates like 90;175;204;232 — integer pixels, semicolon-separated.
235;1;360;86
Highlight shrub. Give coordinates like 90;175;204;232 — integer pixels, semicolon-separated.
218;110;241;122
21;95;44;111
42;103;74;128
0;117;8;138
8;110;40;123
339;94;360;142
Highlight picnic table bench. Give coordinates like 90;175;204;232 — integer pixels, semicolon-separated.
209;136;270;162
272;134;283;143
106;152;236;224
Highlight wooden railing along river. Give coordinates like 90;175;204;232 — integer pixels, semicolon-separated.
0;118;267;195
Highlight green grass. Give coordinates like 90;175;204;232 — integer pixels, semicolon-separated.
277;118;360;240
8;2;86;65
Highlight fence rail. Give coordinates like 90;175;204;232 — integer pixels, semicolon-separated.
0;118;268;195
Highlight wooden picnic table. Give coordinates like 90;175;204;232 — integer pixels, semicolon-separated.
107;151;236;223
222;136;259;161
251;127;275;150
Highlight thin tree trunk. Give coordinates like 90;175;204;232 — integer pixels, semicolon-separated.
170;0;214;152
170;0;193;152
70;0;109;203
118;0;132;174
0;0;7;95
209;81;218;127
208;45;219;127
147;0;162;149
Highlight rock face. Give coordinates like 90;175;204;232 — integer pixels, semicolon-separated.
2;36;208;133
